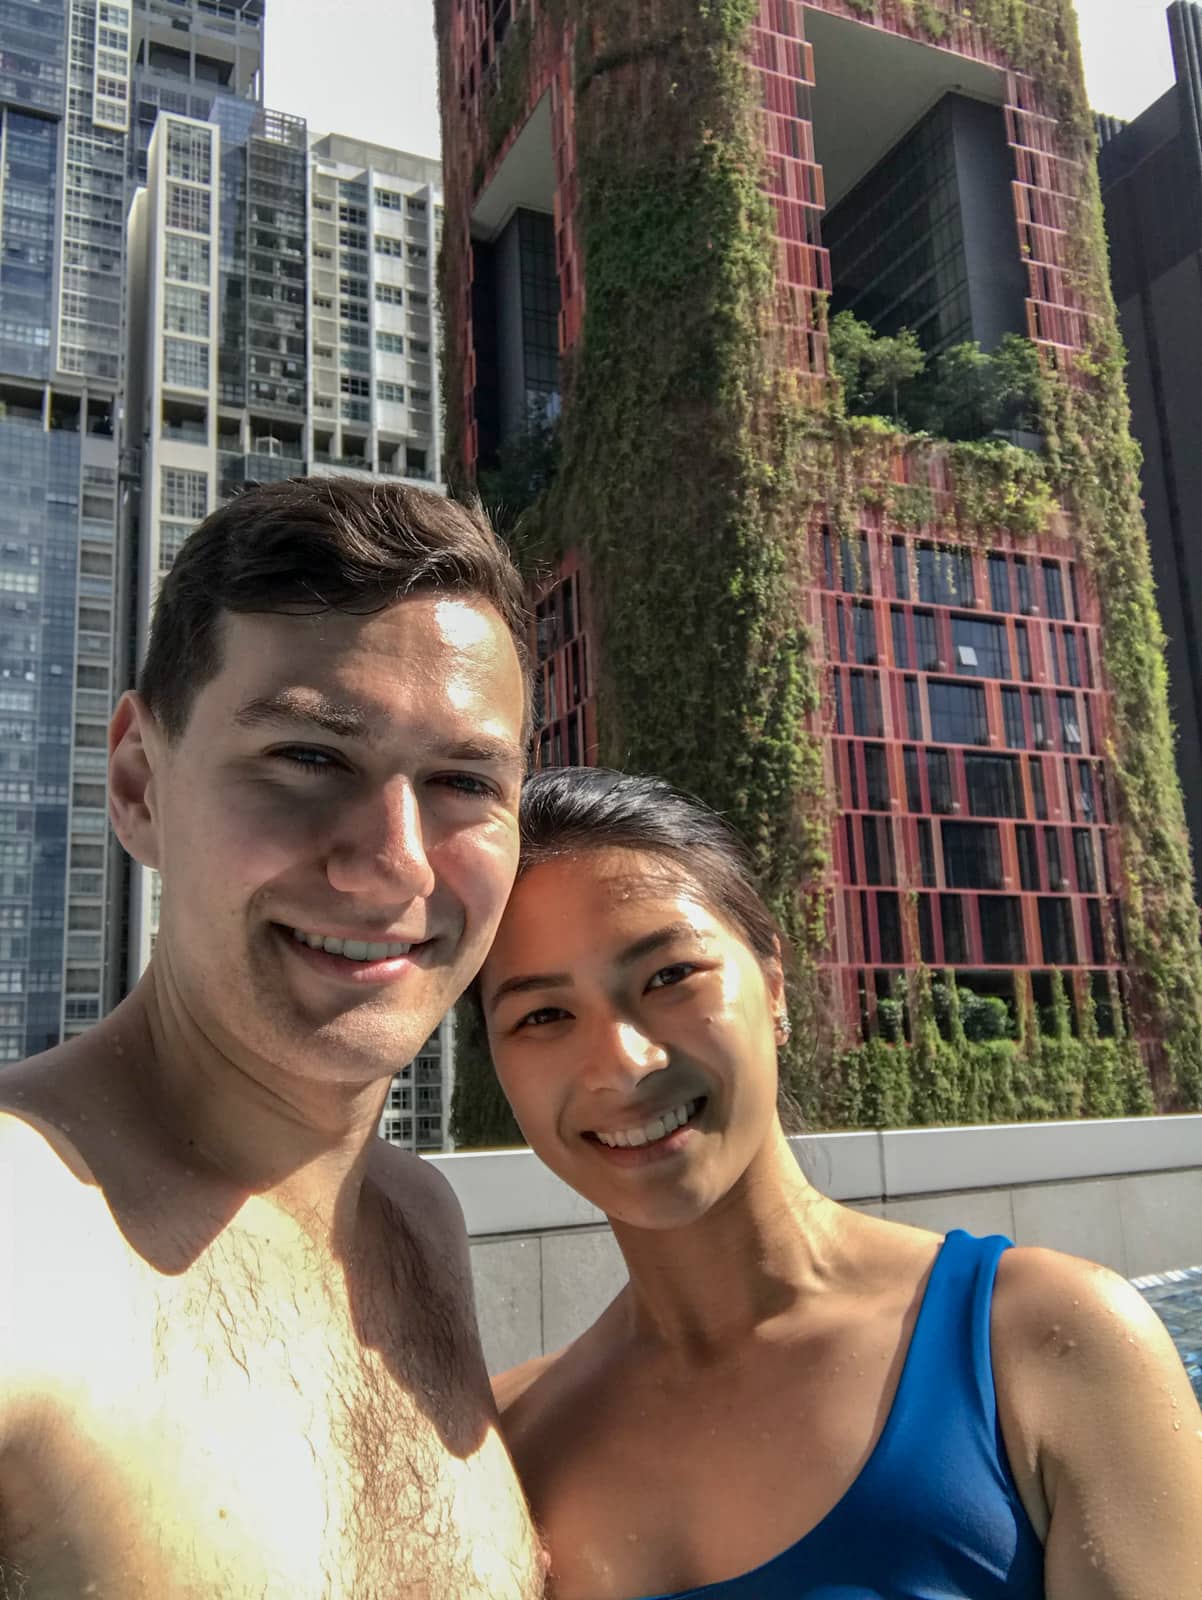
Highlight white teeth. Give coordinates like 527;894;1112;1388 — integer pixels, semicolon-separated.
594;1099;700;1150
291;928;412;961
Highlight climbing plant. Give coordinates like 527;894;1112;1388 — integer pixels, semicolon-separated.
441;0;1202;1142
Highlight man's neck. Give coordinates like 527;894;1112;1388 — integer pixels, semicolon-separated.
111;965;393;1253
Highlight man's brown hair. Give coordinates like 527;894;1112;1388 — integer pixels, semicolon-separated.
139;476;532;740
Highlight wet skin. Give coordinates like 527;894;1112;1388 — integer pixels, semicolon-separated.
481;851;1202;1600
0;597;543;1600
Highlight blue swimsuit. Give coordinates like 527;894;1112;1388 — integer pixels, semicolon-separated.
640;1230;1045;1599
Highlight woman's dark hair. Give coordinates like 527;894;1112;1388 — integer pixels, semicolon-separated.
478;766;804;1127
139;476;532;740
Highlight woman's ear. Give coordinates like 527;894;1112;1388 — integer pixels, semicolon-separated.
764;933;786;1013
109;692;164;869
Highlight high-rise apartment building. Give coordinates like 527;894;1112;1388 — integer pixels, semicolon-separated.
308;134;444;488
122;99;452;1148
438;0;1202;1125
0;0;135;1060
1098;0;1202;898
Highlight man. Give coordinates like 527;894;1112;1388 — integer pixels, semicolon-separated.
0;479;544;1598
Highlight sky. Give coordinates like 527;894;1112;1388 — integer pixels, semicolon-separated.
266;0;1177;160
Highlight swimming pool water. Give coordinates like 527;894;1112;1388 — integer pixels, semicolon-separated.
1133;1265;1202;1403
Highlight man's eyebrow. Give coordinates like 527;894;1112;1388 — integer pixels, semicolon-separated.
435;737;524;778
232;691;371;740
487;923;702;1015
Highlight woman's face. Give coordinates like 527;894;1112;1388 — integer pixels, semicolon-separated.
480;848;785;1230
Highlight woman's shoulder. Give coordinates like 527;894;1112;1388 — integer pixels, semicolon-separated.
491;1350;562;1417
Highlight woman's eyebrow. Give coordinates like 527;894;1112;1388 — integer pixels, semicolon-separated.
488;970;571;1014
488;923;705;1015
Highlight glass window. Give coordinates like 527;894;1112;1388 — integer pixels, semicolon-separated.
1015;621;1032;682
163;337;208;389
163;283;208;337
905;676;923;740
1044;827;1064;889
844;816;858;884
1078;762;1096;822
841;535;870;595
918;819;936;887
1017;824;1040;890
164;232;210;284
892;539;910;599
927;748;953;814
965;755;1024;818
941;895;967;964
166;124;211;184
1074;829;1097;892
917;544;974;606
376;331;405;354
1002;687;1026;750
1029;689;1049;747
903;746;923;812
160;467;207;520
822;531;835;589
833;668;845;735
979;897;1024;964
1042;560;1066;619
877;892;903;963
862;815;880;881
918;895;936;963
942;821;1003;889
1064;631;1081;687
1039;897;1076;965
988;554;1010;613
928;679;988;745
951;615;1010;679
1087;900;1106;964
1015;558;1033;614
1057;692;1082;750
891;607;909;669
864;744;890;810
1029;757;1048;820
850;671;883;737
913;609;939;670
853;603;877;664
166;182;209;234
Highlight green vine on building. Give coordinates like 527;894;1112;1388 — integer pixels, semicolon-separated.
443;0;1202;1141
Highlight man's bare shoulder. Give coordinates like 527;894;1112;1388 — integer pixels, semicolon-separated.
0;1102;97;1198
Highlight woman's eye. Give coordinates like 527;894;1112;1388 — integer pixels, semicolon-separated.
515;1006;570;1030
646;963;698;991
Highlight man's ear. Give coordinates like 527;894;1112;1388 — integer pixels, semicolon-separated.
109;692;165;869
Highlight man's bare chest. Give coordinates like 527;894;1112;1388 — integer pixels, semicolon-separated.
6;1232;539;1600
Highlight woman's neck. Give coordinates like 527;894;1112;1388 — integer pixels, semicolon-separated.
609;1128;854;1360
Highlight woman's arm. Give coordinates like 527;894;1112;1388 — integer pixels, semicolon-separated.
996;1246;1202;1600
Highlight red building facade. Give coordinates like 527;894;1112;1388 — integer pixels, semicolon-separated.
436;0;1191;1074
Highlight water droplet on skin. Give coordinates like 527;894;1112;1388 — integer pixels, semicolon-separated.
1174;1421;1182;1431
626;1533;639;1544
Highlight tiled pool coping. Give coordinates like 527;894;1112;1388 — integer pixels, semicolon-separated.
1134;1265;1202;1402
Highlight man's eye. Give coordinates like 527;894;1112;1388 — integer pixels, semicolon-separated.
515;1006;570;1030
434;772;498;798
646;963;698;991
274;747;339;773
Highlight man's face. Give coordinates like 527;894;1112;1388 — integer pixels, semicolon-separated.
136;595;525;1084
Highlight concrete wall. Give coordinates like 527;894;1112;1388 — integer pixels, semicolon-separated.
428;1115;1202;1373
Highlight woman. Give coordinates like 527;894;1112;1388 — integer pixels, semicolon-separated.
477;766;1202;1600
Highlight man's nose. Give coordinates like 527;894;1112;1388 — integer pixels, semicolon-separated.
324;779;436;900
